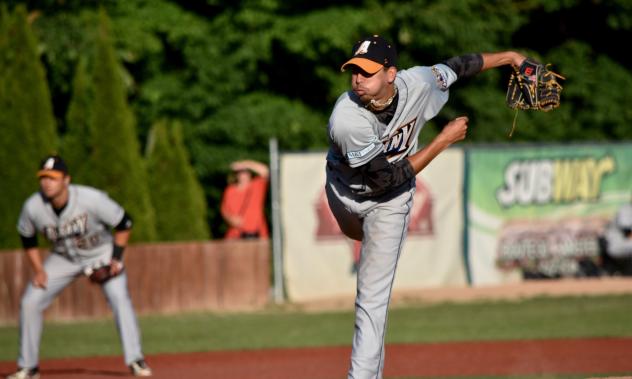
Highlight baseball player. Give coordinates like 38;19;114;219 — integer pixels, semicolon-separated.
325;35;526;379
600;202;632;274
7;155;152;379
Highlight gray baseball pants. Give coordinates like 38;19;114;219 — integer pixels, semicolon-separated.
17;253;144;369
326;174;415;379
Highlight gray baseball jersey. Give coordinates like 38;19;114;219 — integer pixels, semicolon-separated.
326;64;457;196
15;184;145;369
325;63;458;379
18;184;124;263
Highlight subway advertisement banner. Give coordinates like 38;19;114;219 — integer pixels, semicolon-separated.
467;143;632;286
281;150;467;302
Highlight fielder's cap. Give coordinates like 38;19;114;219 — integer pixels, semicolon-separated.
616;204;632;229
341;35;398;74
37;155;68;179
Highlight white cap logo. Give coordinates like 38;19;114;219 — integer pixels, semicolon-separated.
44;157;55;170
354;40;371;56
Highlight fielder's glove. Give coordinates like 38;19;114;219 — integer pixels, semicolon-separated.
506;58;565;111
84;261;123;284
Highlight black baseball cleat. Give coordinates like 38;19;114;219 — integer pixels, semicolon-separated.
129;359;153;377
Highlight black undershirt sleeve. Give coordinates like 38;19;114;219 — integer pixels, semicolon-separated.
114;212;133;231
442;53;484;80
20;234;38;249
358;153;415;196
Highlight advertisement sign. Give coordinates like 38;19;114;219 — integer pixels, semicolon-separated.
281;150;467;301
467;144;632;285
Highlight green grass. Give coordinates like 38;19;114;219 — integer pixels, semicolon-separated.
1;294;631;363
387;294;632;342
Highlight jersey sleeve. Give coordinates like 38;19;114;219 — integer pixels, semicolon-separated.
92;189;126;228
405;65;456;121
428;63;458;91
328;108;382;168
16;201;36;237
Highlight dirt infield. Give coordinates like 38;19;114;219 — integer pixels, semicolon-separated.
3;279;632;378
2;337;632;378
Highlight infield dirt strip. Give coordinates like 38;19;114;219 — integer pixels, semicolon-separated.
2;337;632;378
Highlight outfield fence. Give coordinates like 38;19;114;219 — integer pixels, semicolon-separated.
0;240;270;325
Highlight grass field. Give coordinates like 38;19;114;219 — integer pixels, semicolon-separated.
1;293;632;364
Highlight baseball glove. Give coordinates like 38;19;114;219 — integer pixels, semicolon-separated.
506;58;564;136
84;263;121;284
506;58;565;111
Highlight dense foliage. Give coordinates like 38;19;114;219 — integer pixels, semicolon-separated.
0;5;58;247
60;57;92;181
1;0;630;242
146;119;210;241
80;9;157;242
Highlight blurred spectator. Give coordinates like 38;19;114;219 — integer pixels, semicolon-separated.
220;160;269;240
600;202;632;275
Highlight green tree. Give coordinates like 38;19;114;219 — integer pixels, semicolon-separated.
187;91;327;233
60;57;92;181
0;5;58;248
146;120;210;241
27;0;632;142
82;8;156;242
16;0;632;236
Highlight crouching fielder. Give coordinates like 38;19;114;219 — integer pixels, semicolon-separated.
7;155;152;379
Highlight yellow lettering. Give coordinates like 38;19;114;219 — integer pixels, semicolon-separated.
554;156;616;203
554;160;575;202
590;156;615;199
575;159;592;201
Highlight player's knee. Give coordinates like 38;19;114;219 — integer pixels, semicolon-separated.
105;287;132;309
346;232;363;241
340;223;363;241
20;291;46;314
108;297;131;312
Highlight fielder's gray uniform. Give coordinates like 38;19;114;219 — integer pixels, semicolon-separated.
16;185;145;368
604;204;632;257
326;64;457;379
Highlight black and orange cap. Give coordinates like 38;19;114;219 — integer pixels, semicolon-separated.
341;35;398;74
37;155;68;179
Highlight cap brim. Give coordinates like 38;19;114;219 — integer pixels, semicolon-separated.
340;58;384;74
37;170;65;179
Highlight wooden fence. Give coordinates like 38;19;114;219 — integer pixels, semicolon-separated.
0;240;270;324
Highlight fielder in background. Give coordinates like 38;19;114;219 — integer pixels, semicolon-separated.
220;160;269;240
7;155;152;379
325;35;527;379
600;200;632;275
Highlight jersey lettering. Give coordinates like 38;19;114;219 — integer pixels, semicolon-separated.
43;213;88;242
347;143;376;160
382;118;417;160
75;234;101;250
